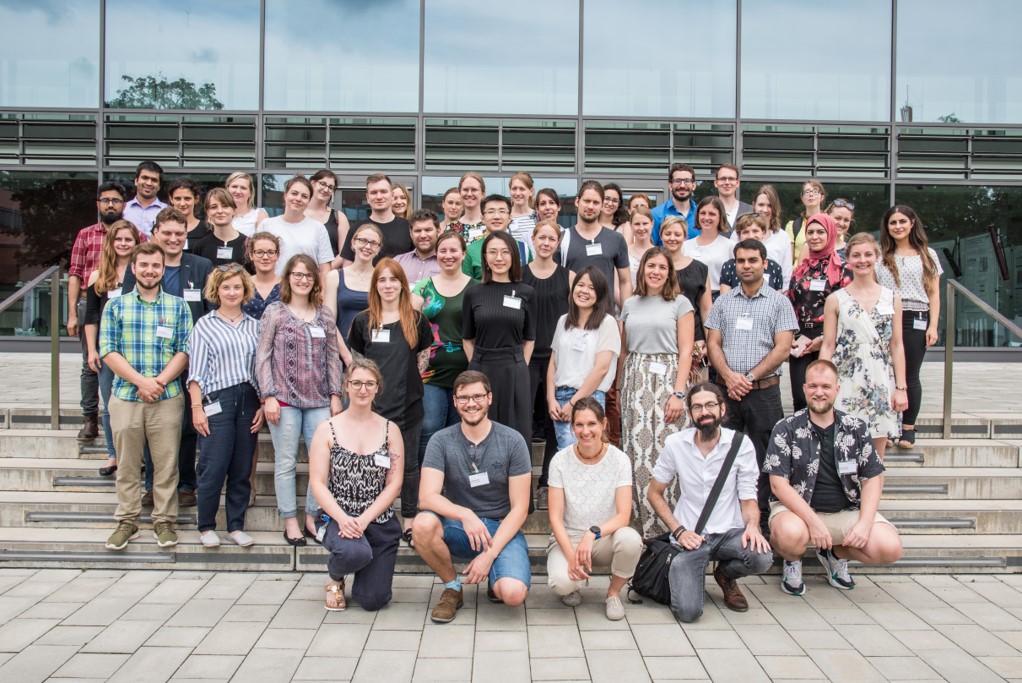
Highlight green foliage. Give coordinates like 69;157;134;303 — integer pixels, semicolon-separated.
105;74;224;110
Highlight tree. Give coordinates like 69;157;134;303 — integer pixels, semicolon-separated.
105;74;224;110
938;113;962;124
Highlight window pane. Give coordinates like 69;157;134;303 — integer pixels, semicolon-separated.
0;1;99;107
583;0;736;117
264;0;420;112
741;0;890;121
424;1;580;115
104;0;260;110
898;0;1022;124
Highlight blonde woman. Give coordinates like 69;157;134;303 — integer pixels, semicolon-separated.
226;171;268;236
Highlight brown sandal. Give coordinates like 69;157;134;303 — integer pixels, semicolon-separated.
325;580;346;612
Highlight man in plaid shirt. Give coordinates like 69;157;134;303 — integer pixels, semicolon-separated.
100;242;191;551
67;180;144;442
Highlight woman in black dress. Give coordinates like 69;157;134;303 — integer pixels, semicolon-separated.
660;216;712;383
522;219;572;509
462;230;536;444
348;258;432;544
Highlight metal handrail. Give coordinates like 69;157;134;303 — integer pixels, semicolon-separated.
0;265;62;428
942;279;1022;438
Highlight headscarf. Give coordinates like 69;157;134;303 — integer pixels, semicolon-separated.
792;212;844;285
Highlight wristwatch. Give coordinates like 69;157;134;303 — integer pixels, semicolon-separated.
745;372;756;383
588;525;602;540
672;390;685;400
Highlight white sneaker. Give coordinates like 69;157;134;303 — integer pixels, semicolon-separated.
199;531;220;548
605;595;625;621
227;530;255;547
781;560;806;596
561;590;583;607
816;549;855;590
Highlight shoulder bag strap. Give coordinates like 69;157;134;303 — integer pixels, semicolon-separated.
693;432;745;536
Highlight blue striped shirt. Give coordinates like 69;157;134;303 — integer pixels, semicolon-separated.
99;288;192;402
187;311;260;396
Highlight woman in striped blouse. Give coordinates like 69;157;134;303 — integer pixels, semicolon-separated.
188;264;264;548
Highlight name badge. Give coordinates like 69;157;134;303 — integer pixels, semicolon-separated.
585;242;603;257
203;401;222;417
155;326;173;339
809;279;827;292
469;471;490;488
571;335;588;352
648;361;668;376
503;295;522;310
371;328;391;343
183;288;201;302
184;239;189;250
837;460;857;475
374;453;391;469
735;317;754;331
217;246;233;260
876;302;894;316
309;326;326;338
912;318;928;331
107;288;122;299
315;524;327;543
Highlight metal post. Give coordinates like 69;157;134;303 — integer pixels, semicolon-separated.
942;280;955;440
50;268;62;430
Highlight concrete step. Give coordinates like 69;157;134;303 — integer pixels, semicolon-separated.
882;467;1022;499
884;439;1021;468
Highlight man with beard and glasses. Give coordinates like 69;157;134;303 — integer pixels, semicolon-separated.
68;180;146;441
652;163;699;243
412;371;533;624
647;383;772;622
764;360;902;596
100;242;191;551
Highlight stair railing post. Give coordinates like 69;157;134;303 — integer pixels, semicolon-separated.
942;280;955;440
50;267;61;430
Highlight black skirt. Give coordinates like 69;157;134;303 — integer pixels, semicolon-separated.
468;345;531;444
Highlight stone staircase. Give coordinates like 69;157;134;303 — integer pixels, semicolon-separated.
0;412;1020;574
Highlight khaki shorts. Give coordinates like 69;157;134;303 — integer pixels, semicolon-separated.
769;501;895;547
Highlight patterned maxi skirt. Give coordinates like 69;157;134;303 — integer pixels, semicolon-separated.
620;352;687;538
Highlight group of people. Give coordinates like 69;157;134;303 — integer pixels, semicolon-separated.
66;159;938;623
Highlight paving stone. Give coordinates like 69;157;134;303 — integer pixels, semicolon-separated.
953;601;1022;630
192;621;267;656
994;630;1022;649
805;649;886;682
733;623;806;656
958;577;1022;607
411;657;473;682
35;624;103;646
889;628;958;651
475;603;527;631
474;630;528;652
913;575;990;604
53;652;131;679
292;656;358;681
174;653;245;680
697;648;770;683
580;630;638;650
192;574;258;601
108;646;191;683
418;624;474;657
530;656;590;681
230;648;304;683
472;650;531;683
62;598;139;626
865;655;943;680
585;649;652;683
833;624;914;656
977;656;1022;679
685;629;746;649
253;628;317;650
235;579;297;606
140;578;210;605
0;644;78;683
906;606;974;625
629;623;694;657
642;656;708;680
369;602;428;631
145;626;211;648
221;604;279;623
0;597;37;626
81;619;162;654
756;655;827;680
933;623;1021;656
364;629;421;651
526;607;579;626
0;618;59;651
166;599;234;628
762;603;833;632
528;624;585;659
352;649;416;683
915;648;1006;682
306;623;372;656
17;601;82;620
785;630;852;650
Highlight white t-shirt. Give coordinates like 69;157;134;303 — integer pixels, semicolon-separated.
548;445;632;537
233;208;263;237
682;235;733;291
763;229;794;289
550;314;621;392
261;215;334;275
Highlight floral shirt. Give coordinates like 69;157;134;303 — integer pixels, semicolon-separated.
762;409;885;508
786;256;852;331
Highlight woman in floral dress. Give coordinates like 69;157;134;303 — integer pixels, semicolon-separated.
820;233;908;461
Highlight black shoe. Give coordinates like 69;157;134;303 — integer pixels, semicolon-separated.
897;428;916;449
77;414;99;442
283;530;307;547
98;465;118;477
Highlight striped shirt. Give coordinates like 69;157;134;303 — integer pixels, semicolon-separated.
705;283;798;378
99;288;192;402
508;211;538;246
187;311;260;396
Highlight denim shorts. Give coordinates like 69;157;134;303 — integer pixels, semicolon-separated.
438;514;532;588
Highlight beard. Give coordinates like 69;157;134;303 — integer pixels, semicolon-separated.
100;210;124;225
807;398;835;415
695;414;722;440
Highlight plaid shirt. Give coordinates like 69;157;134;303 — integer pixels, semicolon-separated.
68;222;148;282
99;288;192;402
705;282;798;377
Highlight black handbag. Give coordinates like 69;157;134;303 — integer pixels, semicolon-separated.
627;433;745;604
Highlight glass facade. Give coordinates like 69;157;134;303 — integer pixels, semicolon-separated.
1;0;1020;345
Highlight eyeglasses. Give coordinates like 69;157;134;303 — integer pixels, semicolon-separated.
802;188;822;197
315;180;336;192
353;237;382;249
347;380;379;390
454;393;489;405
290;272;315;282
716;176;738;183
689;401;720;414
485;249;512;258
832;199;855;210
216;264;245;273
99;198;124;206
670;178;695;185
252;250;278;258
603;197;620;204
483;208;509;216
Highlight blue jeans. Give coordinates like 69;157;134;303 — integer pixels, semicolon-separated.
438;514;532;588
196;383;259;532
418;384;460;466
98;362;116;459
269;405;330;519
668;526;773;623
552;387;606;450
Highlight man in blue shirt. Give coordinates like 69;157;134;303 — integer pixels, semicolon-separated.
122;161;167;236
652;163;699;244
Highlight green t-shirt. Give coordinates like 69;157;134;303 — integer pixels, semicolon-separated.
412;277;480;388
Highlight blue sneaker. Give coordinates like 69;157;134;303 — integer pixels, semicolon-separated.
816;549;855;590
781;560;806;596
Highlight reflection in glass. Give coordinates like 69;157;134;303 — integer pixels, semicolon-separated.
424;1;579;115
898;0;1022;124
741;0;890;121
104;0;260;110
583;0;736;117
264;0;420;112
0;1;99;107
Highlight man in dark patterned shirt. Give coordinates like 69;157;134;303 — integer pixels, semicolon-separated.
764;360;902;596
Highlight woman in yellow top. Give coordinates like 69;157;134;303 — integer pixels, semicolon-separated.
785;179;826;265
